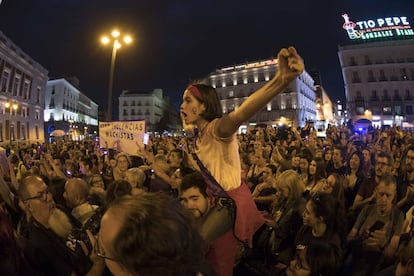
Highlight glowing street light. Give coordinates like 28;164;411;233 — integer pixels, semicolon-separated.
5;101;18;115
101;29;133;121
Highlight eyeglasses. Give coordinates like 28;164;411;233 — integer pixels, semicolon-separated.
94;234;118;262
24;189;49;202
375;161;390;167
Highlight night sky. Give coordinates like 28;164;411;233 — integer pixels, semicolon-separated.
1;0;413;118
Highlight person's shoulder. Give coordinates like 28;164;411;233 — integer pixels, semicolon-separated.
391;205;404;217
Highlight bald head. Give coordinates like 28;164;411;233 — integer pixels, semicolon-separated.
63;178;90;209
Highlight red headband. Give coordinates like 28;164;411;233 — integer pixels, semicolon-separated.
186;85;203;101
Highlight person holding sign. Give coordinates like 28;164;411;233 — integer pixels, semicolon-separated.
179;47;304;249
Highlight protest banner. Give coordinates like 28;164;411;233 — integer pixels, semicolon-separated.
99;120;146;155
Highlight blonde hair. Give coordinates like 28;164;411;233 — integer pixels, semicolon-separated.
277;169;305;204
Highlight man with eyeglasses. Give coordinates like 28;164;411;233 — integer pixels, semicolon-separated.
18;174;104;275
351;151;393;211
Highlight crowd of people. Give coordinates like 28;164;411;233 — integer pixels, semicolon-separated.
0;47;413;276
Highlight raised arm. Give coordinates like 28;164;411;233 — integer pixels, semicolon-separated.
216;47;304;137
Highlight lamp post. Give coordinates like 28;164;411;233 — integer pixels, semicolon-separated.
101;29;132;121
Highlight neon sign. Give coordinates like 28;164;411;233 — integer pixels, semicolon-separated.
342;14;414;40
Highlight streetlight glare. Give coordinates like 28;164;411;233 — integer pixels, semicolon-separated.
12;103;18;110
101;36;110;44
5;102;10;108
101;29;133;121
124;36;132;44
111;30;120;38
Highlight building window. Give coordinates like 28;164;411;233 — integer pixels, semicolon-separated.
406;105;413;115
0;70;10;92
36;87;41;103
401;68;408;80
35;110;40;120
123;109;128;116
35;125;39;139
12;75;21;96
383;90;390;101
21;125;26;140
229;90;234;97
349;56;357;66
395;106;401;115
368;70;375;82
0;123;2;142
364;56;372;65
379;70;387;81
356;106;364;115
383;106;392;114
23;80;30;99
49;97;55;109
352;71;360;83
371;90;378;101
10;124;15;141
406;89;411;100
394;90;401;101
286;98;292;109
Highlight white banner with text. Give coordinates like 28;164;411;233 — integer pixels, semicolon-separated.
99;120;146;155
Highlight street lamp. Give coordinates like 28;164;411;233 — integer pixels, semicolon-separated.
101;29;132;121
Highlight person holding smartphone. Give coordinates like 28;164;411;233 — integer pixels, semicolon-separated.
346;173;404;275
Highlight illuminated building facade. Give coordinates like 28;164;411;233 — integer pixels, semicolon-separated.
118;89;179;133
0;31;48;145
44;77;99;141
204;58;316;130
339;14;414;129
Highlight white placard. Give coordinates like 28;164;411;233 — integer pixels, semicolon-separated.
99;120;146;155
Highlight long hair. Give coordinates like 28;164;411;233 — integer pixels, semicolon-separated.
347;150;365;178
327;173;345;204
309;193;347;247
277;169;305;206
